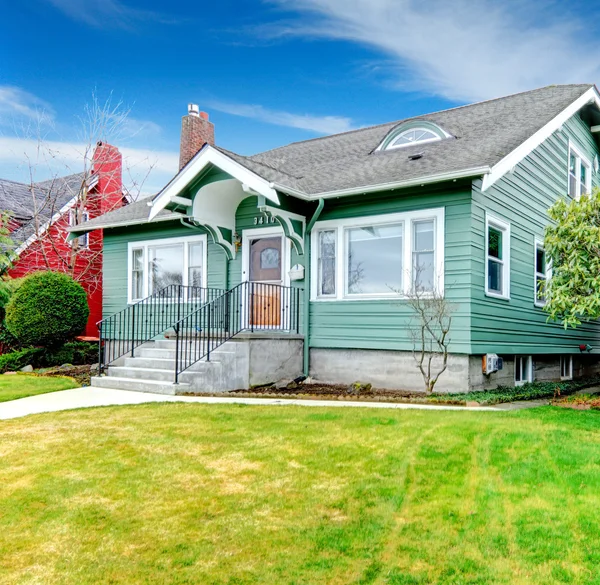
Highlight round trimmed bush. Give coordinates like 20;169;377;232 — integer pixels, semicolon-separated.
5;272;89;348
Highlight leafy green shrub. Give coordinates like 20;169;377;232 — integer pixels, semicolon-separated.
0;278;24;352
5;272;89;348
42;341;97;367
431;377;600;405
0;348;43;373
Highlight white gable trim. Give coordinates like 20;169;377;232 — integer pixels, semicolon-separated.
148;145;280;221
14;195;79;256
481;86;600;192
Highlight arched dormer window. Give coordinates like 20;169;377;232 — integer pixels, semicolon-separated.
378;121;449;151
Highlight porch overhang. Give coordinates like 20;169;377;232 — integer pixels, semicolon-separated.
148;144;279;221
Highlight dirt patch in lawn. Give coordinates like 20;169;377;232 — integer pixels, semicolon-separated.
36;365;94;387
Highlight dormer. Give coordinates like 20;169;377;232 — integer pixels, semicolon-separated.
376;120;451;152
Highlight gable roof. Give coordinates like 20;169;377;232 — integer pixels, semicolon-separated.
72;84;599;231
0;173;86;247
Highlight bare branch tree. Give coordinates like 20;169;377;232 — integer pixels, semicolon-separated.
405;267;456;394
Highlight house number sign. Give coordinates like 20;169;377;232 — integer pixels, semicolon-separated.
253;214;277;225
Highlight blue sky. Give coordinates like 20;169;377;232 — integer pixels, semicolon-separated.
1;0;600;195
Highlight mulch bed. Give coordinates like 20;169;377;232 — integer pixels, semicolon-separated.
36;364;94;386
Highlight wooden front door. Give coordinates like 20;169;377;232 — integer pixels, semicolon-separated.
249;236;282;327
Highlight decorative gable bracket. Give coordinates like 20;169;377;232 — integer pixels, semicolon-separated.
258;198;305;256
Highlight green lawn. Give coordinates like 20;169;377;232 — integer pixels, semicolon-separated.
0;373;78;403
1;404;600;584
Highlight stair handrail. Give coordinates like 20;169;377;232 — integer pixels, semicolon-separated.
97;284;227;375
172;281;301;383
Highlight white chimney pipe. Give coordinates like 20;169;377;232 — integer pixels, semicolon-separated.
188;103;200;117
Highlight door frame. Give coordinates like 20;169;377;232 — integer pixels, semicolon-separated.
241;226;291;287
241;226;291;329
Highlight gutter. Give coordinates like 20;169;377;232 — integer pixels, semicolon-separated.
303;198;324;377
272;166;491;200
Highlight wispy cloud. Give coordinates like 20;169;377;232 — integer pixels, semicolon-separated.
0;136;178;197
209;100;355;134
263;0;600;102
0;86;55;126
43;0;179;30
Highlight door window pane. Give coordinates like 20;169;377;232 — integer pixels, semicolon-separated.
250;237;282;282
412;220;435;291
148;244;184;293
346;224;403;294
318;230;336;296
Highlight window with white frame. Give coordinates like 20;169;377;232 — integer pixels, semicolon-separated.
485;215;510;299
69;208;89;249
560;355;573;380
128;235;207;302
515;355;533;385
317;230;336;297
386;128;441;150
568;143;591;200
312;208;444;300
534;240;548;306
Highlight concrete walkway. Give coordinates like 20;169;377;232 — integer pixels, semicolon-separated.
0;387;502;420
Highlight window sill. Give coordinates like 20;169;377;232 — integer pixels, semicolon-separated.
485;291;510;301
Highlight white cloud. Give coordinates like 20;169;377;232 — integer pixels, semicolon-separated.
44;0;178;29
264;0;600;102
0;136;178;197
0;86;55;126
209;100;355;134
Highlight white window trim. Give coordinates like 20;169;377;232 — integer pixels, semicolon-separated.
127;234;208;304
560;355;573;381
534;238;549;308
310;208;445;301
69;209;90;249
485;214;511;300
568;141;592;201
386;128;442;151
515;355;533;386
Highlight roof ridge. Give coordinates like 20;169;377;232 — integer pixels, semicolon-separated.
250;84;595;155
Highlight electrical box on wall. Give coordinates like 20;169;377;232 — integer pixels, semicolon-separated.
482;354;503;375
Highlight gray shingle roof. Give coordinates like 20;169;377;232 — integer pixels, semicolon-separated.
72;84;595;231
242;84;593;195
70;197;181;232
0;173;85;245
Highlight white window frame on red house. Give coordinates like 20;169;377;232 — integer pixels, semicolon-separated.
69;209;89;249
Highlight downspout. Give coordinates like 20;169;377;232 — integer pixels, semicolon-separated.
303;198;324;376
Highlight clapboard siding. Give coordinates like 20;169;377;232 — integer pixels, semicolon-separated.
308;185;472;353
470;113;600;354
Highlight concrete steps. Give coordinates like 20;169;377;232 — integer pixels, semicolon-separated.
91;339;247;394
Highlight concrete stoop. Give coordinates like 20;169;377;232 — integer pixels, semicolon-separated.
91;336;303;395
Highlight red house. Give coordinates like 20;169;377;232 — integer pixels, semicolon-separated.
0;142;125;336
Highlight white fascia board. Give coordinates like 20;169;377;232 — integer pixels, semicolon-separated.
272;166;491;200
67;213;184;234
148;145;280;221
14;195;80;255
482;87;600;192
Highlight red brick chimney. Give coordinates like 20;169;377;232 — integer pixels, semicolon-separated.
91;142;123;215
179;104;215;170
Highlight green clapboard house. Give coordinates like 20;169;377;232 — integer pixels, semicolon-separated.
71;84;600;394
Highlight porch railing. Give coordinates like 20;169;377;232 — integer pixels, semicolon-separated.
97;285;226;374
173;281;301;383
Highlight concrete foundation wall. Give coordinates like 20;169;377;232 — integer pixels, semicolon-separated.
309;348;471;393
246;336;304;387
310;349;600;393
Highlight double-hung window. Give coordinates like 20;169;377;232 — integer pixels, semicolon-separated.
312;208;444;300
485;215;510;299
568;143;591;200
128;235;207;303
534;239;548;307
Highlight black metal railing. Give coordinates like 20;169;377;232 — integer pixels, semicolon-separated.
173;281;301;383
97;285;226;374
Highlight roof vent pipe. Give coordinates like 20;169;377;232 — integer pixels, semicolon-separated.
188;104;200;117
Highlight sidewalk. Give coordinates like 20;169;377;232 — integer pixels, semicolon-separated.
0;387;501;420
